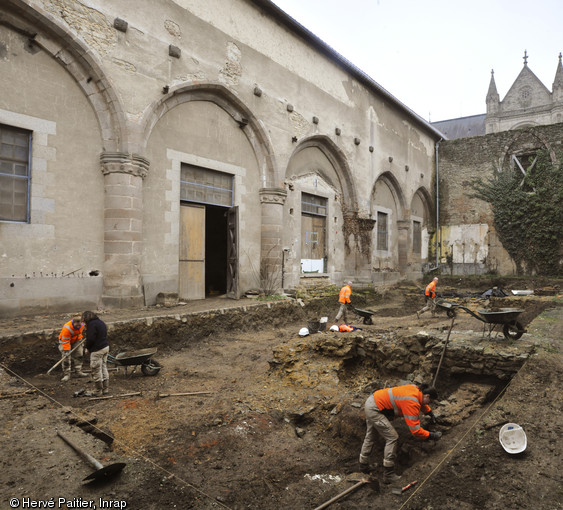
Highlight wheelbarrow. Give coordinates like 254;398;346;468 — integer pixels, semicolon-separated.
107;348;162;376
436;299;525;340
349;305;375;325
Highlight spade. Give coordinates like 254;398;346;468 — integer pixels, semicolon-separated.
57;431;125;483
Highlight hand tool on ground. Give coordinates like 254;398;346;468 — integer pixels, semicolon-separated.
47;340;85;375
57;431;125;482
88;391;142;401
0;389;37;399
156;391;212;399
392;480;418;494
313;475;378;510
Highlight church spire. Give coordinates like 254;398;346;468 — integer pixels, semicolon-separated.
486;69;500;114
553;52;563;102
553;52;563;88
487;69;499;99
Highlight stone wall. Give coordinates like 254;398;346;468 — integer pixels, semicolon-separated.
303;330;534;381
436;122;563;275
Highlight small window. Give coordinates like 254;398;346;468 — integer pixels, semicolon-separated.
180;164;233;207
413;220;421;254
301;193;327;216
377;212;388;251
0;124;31;222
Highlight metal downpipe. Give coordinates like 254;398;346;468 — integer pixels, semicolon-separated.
435;139;442;270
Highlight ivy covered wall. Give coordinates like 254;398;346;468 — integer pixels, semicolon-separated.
436;123;563;275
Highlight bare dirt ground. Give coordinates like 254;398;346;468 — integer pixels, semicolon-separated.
0;279;562;510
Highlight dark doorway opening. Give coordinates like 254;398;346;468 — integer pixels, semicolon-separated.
205;205;228;296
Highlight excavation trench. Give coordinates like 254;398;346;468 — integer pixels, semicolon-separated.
0;289;556;510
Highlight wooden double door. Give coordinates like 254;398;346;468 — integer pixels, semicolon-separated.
179;204;238;300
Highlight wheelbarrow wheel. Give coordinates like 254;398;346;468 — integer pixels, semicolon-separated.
446;309;456;319
141;358;162;376
363;316;373;325
503;321;524;340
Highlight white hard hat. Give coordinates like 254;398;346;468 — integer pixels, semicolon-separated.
298;327;310;337
329;325;339;332
499;423;527;454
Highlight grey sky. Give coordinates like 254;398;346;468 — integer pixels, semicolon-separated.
270;0;562;122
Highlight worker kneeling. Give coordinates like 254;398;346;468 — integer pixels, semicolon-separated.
359;383;442;483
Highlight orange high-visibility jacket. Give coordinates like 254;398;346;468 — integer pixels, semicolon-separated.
425;280;437;298
372;384;432;439
58;321;84;351
338;284;352;304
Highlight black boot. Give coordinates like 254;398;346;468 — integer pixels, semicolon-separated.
92;381;103;397
383;466;402;484
359;462;371;474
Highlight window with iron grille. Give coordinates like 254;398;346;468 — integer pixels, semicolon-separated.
413;220;421;254
301;193;327;273
301;192;327;216
0;124;31;222
180;163;234;207
377;212;388;251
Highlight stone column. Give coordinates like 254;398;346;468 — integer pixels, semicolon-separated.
259;188;287;294
100;152;149;308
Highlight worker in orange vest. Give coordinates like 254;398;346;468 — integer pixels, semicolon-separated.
417;277;439;318
359;383;441;483
58;314;88;382
335;281;353;323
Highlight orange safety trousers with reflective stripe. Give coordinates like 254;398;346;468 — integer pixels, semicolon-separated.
58;321;84;351
425;280;437;298
373;384;431;439
338;285;352;304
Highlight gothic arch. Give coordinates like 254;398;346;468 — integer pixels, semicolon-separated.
140;83;277;188
510;121;539;130
288;135;358;211
411;187;433;226
371;171;407;219
500;128;557;169
3;0;127;152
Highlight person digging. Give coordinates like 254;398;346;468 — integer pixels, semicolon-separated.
358;383;442;483
417;277;439;318
57;314;88;382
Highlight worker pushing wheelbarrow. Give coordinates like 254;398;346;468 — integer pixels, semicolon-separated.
436;299;525;340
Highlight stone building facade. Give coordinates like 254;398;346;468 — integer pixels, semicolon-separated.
0;0;442;317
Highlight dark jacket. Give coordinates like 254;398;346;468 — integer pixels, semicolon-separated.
84;318;109;352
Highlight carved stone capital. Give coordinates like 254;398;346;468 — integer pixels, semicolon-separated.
358;217;376;231
259;187;287;205
100;152;150;179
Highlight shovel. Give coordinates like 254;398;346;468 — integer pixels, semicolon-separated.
313;474;379;510
47;340;85;375
57;431;125;482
